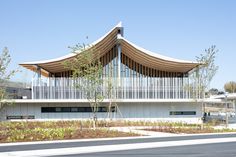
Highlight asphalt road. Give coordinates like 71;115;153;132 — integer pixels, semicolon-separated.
1;134;236;152
54;142;236;157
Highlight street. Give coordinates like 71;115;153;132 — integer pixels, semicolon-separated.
60;142;236;157
1;134;236;157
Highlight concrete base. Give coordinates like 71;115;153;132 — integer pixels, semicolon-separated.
0;101;202;124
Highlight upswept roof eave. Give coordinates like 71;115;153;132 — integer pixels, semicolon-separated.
118;35;199;65
19;22;200;74
19;22;123;66
19;53;76;66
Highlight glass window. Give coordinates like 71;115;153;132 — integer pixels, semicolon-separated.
98;107;107;112
85;107;92;112
41;107;55;113
111;106;116;112
78;107;86;112
71;107;78;112
170;111;196;115
55;107;62;112
41;107;109;113
61;107;71;112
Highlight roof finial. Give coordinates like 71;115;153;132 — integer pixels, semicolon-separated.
117;21;122;27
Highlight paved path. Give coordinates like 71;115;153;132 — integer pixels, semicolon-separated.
110;126;177;137
214;123;236;129
1;134;236;157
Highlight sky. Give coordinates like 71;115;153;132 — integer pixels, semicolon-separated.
0;0;235;90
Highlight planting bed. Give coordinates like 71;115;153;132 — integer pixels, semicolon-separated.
0;121;138;143
142;126;236;134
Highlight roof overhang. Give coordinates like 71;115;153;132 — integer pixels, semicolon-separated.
20;22;200;76
119;37;199;73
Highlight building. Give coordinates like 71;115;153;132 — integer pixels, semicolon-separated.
1;23;204;123
207;94;236;119
0;81;31;99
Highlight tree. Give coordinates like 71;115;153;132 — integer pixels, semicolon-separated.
195;45;219;99
64;44;104;129
207;88;219;96
0;47;17;117
189;45;218;126
224;81;236;93
105;64;123;121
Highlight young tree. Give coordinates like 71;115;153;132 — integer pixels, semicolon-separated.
105;64;123;121
0;47;17;117
194;45;219;99
224;81;236;93
64;44;104;129
189;45;219;125
106;65;116;120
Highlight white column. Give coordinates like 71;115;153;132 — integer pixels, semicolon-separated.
117;44;121;87
31;78;34;99
35;66;42;99
36;66;41;79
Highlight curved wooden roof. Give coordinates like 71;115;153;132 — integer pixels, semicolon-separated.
20;22;200;77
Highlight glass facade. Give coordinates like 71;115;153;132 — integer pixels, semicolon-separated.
32;46;200;100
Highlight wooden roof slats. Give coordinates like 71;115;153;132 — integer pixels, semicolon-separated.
19;23;200;77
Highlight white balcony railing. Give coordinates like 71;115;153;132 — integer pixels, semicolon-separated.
32;77;201;99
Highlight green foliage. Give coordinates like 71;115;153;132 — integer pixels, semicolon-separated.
195;45;219;98
1;120;236;142
144;125;236;134
64;44;104;128
207;88;220;96
186;45;219;99
224;81;236;93
0;121;137;143
0;47;17;82
0;47;18;113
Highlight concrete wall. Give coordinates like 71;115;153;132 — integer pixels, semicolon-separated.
118;102;202;124
0;102;202;124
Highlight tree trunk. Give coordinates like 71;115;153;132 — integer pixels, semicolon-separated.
92;108;97;129
201;99;205;130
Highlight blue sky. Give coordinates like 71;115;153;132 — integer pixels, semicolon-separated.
0;0;235;90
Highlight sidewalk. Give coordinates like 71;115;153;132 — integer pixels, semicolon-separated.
214;123;236;129
111;126;236;137
110;126;178;137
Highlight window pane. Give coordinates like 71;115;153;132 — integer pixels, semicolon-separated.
55;107;62;112
170;111;196;115
85;107;92;112
41;107;95;113
71;107;78;112
78;107;86;112
98;107;107;112
42;107;55;113
61;107;70;112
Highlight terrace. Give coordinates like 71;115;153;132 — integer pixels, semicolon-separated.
32;77;200;99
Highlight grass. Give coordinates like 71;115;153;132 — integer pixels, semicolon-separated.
0;120;200;129
0;121;138;143
100;120;200;128
142;126;236;134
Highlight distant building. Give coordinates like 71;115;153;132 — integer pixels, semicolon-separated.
0;81;31;99
1;23;205;123
4;86;31;99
